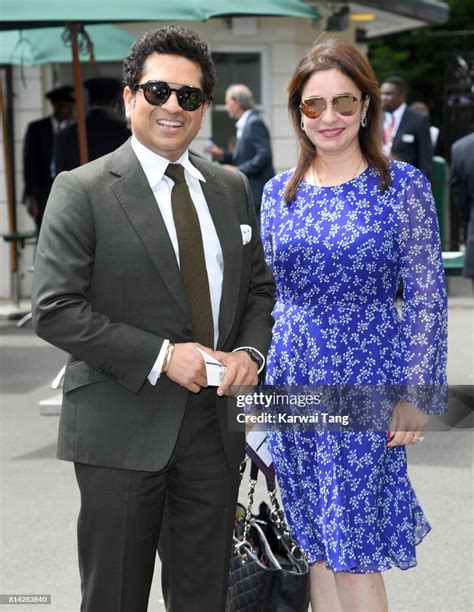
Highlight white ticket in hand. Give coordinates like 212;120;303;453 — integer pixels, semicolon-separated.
196;347;227;386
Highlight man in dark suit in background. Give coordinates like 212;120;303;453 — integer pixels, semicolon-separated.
381;76;433;181
56;77;130;172
22;86;74;230
451;132;474;281
32;26;275;612
207;84;275;213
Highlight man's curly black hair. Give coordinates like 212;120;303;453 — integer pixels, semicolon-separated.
122;26;216;100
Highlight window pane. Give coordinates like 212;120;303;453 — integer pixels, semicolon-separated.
212;53;261;104
210;52;261;148
211;111;237;150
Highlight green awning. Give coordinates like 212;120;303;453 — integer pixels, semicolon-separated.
0;25;137;65
358;0;449;25
0;0;320;30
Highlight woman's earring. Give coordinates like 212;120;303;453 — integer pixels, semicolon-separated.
300;118;305;131
361;115;367;128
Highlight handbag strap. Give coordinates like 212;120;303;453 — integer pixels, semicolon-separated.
240;461;258;549
238;460;306;564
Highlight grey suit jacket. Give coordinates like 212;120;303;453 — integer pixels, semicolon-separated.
222;111;275;210
32;139;275;471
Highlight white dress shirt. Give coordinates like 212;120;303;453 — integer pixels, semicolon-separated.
383;102;406;147
130;136;223;383
50;116;68;178
235;109;252;141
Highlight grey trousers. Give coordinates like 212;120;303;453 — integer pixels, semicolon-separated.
74;389;240;612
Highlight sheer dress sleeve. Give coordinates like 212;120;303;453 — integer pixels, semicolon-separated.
396;168;448;412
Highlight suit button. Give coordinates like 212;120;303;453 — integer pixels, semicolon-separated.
182;327;192;336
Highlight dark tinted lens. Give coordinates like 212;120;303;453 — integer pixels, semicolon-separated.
333;95;359;115
142;82;171;106
300;98;326;119
177;86;205;111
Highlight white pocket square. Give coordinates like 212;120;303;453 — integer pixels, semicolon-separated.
402;133;415;143
240;224;252;245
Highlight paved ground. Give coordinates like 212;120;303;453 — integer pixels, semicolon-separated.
0;297;473;611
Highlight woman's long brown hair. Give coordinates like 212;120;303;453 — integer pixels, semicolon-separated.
284;35;391;203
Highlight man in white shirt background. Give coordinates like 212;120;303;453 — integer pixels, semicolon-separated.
207;83;275;214
381;75;433;181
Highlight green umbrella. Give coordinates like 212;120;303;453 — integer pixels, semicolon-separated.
0;0;317;28
0;24;137;65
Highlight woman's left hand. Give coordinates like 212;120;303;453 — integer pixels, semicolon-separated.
386;400;429;447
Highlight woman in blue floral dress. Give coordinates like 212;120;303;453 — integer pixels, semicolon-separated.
261;37;447;611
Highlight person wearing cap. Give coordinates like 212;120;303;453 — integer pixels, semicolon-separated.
55;77;130;172
22;86;74;230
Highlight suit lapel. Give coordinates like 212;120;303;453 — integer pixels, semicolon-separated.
191;157;243;350
109;142;189;318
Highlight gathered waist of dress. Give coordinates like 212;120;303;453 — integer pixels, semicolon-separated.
274;297;400;318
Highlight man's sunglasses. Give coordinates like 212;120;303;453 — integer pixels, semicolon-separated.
133;80;210;111
300;94;364;119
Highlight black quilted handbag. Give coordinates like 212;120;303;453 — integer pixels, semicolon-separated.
226;462;310;612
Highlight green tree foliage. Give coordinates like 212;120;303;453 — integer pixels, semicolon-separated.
368;0;474;125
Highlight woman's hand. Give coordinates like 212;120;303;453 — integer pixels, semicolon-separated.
386;400;429;447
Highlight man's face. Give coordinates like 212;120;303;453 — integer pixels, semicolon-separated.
124;53;208;161
53;101;74;122
224;91;241;119
380;83;405;113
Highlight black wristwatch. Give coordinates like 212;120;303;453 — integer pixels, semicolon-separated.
240;348;264;369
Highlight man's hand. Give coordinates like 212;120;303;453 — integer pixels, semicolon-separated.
386;400;429;447
213;350;258;397
165;343;211;393
25;195;39;220
223;164;238;172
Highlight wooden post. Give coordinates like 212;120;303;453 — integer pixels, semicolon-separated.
67;23;89;166
0;68;20;304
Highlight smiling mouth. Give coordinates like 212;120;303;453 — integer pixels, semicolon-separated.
319;128;344;137
156;119;183;128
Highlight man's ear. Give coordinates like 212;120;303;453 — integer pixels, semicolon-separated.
123;86;135;120
199;101;210;128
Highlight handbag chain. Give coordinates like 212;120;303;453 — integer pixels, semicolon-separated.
237;459;306;564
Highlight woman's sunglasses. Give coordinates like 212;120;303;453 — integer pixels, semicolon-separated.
300;94;364;119
133;80;210;111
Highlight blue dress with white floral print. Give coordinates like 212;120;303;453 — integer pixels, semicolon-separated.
260;161;447;572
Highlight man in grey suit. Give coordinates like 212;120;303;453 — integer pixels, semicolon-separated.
207;84;275;214
451;131;474;280
32;26;275;612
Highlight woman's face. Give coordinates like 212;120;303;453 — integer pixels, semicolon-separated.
300;68;369;157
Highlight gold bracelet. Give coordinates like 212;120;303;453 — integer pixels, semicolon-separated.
161;342;172;374
162;342;175;374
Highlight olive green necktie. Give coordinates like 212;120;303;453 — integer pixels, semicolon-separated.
165;163;214;348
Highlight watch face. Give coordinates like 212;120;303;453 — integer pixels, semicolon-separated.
245;349;262;366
